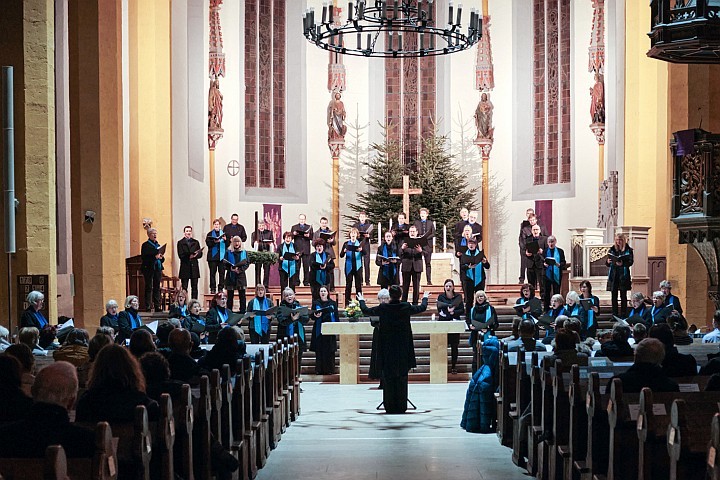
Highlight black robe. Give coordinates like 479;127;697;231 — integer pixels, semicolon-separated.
177;237;203;279
375;242;399;286
309;299;339;375
276;300;310;351
606;245;634;291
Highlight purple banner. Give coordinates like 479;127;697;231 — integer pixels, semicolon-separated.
263;204;282;287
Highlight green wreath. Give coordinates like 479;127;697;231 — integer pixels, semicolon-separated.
247;251;279;265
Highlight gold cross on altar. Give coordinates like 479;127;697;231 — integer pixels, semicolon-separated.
390;175;422;219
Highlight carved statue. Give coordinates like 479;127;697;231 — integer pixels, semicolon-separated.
590;74;605;125
475;92;494;140
208;78;224;131
327;90;347;142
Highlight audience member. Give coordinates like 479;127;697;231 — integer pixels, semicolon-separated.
0;355;32;425
607;338;679;393
155;321;177;356
129;328;156;358
0;361;95;458
76;344;159;423
507;319;546;352
199;327;246;376
189;332;206;360
632;322;648;345
167;328;202;385
648;323;697;377
0;325;10;352
501;317;521;345
100;299;120;332
139;351;184;403
667;311;692;345
52;328;90;367
18;327;48;356
546;328;588;367
5;343;36;396
563;317;594;355
704;310;720;343
78;332;113;387
595;322;634;360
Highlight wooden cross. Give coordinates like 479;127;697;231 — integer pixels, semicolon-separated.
390;175;422;220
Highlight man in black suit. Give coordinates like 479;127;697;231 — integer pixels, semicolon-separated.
400;225;424;305
291;214;314;286
454;207;470;244
523;224;547;299
413;208;436;285
357;286;430;413
353;212;373;286
177;226;203;300
607;338;679;394
0;361;96;458
224;213;248;243
141;228;165;312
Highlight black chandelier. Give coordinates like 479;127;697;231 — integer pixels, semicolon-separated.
302;0;483;58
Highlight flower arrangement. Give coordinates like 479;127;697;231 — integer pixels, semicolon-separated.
344;300;363;322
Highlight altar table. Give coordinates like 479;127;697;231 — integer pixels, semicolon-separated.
321;320;467;384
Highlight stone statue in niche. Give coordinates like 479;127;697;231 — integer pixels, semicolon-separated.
208;78;224;131
327;90;347;143
475;92;494;141
590;73;605;125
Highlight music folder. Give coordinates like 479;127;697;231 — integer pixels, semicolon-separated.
282;251;299;261
242;306;278;319
319;231;336;241
405;234;429;249
525;238;540;254
157;244;167;256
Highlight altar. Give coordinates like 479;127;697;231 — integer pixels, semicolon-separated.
321;320;467;385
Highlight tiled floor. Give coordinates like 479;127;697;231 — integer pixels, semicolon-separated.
258;382;529;479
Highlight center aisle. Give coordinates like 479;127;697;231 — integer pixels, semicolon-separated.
257;382;528;480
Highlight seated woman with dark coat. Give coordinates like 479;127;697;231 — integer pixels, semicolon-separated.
99;299;120;334
183;299;209;343
627;292;652;326
595;323;634;360
204;292;231;343
139;351;185;403
76;344;159;423
168;289;190;320
198;327;246;376
20;290;48;330
166;328;202;385
545;328;589;367
0;355;33;425
116;295;143;344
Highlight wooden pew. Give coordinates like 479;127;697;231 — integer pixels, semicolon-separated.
263;344;279;450
495;344;514;447
574;372;608;480
242;356;257;480
0;423;116;480
511;351;534;469
196;375;213;480
220;364;239;480
0;445;69;480
291;335;301;420
251;351;268;469
230;358;248;480
667;396;720;480
174;384;194;480
549;360;572;480
604;378;638;480
110;405;153;480
565;365;587;480
153;394;176;480
527;358;545;477
537;357;559;480
209;369;223;444
276;339;288;433
708;413;720;480
636;384;713;480
279;338;290;430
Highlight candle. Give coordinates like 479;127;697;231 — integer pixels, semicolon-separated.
443;225;447;252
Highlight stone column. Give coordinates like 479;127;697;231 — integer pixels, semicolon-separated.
68;0;126;331
0;0;58;325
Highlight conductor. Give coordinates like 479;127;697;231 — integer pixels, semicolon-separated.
358;286;430;414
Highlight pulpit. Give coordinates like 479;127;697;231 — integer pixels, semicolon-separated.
322;320;467;385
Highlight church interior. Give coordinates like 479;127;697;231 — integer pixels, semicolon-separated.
2;0;720;478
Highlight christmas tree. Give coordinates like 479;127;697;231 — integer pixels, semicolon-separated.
348;125;477;246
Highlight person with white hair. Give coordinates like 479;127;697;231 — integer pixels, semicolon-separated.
606;338;679;394
20;290;48;330
0;324;10;351
0;361;96;458
659;280;683;314
100;299;120;331
650;291;671;325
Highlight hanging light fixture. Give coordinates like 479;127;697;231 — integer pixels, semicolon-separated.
302;0;482;58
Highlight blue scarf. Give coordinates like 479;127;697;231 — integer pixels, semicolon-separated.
344;240;362;274
211;229;226;261
465;249;484;287
583;296;595;327
195;315;205;326
179;305;187;317
569;304;582;317
148;239;163;271
545;247;561;284
651;305;663;324
285;302;305;343
215;306;228;324
128;309;141;329
314;302;337;336
314;251;328;285
226;249;247;283
461;238;467;247
471;304;493;325
281;242;297;276
34;311;48;328
380;243;398;281
252;297;271;336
